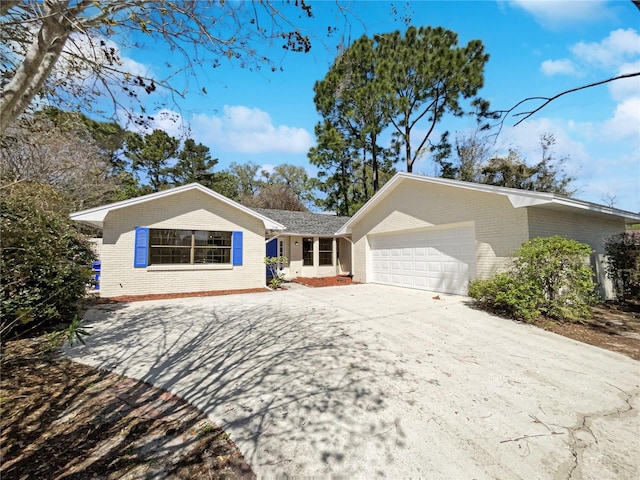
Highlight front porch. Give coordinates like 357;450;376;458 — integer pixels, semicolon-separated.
266;235;352;279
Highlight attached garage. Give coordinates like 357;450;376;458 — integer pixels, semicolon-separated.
337;172;640;298
369;224;476;295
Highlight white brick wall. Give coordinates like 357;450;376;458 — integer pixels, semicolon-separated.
100;189;266;297
350;181;529;284
349;180;628;298
527;207;626;300
527;207;624;254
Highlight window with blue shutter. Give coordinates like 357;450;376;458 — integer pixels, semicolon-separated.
232;231;243;265
134;227;149;267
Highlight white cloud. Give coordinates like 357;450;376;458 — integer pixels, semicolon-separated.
571;28;640;69
191;105;314;154
601;96;640;143
509;0;613;28
539;28;640;79
541;59;578;76
609;60;640;101
118;108;186;138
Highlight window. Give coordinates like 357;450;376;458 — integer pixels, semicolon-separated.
149;229;232;265
319;238;333;266
302;237;313;266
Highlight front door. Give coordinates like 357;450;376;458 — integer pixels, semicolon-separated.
266;238;278;276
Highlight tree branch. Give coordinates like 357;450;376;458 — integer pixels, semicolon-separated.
496;72;640;130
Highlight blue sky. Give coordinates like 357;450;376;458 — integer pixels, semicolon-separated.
118;0;639;212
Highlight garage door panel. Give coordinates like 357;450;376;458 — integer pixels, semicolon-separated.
428;262;442;272
414;277;427;288
369;226;475;295
443;261;461;273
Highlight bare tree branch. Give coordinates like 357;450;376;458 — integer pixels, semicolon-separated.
512;72;640;126
0;0;327;134
490;72;640;137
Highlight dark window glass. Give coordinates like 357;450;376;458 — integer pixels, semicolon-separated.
318;238;333;266
150;247;191;264
303;237;313;266
195;231;231;246
194;247;231;264
150;229;192;246
149;229;232;265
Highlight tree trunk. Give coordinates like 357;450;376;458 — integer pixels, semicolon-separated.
361;146;369;202
0;1;72;134
405;127;413;173
340;156;350;215
371;131;379;192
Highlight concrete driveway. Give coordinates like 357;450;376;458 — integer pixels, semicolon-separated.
66;284;639;479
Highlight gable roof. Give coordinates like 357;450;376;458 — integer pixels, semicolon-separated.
70;183;285;230
337;172;640;235
253;208;351;236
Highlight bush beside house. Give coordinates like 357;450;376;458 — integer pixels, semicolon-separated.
604;232;640;303
1;182;96;338
468;236;596;322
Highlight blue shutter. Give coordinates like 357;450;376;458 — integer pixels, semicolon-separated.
134;227;149;268
232;231;243;266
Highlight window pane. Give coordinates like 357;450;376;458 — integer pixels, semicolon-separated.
303;237;313;266
319;238;332;251
318;238;333;266
195;231;231;246
194;247;231;264
150;229;192;246
319;252;333;266
150;247;191;264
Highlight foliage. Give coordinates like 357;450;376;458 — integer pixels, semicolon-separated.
243;185;307;211
376;26;491;173
0;1;319;133
311;25;489;212
314;35;392;193
604;232;640;302
265;256;288;289
436;132;576;195
308;119;396;215
124;129;179;192
479;135;575;196
435;128;490;182
223;161;316;211
0;109;125;210
469;236;596;322
47;314;92;347
468;273;542;321
263;164;316;208
169;138;218;187
1;182;96;338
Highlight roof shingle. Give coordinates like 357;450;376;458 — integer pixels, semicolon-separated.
253;208;351;236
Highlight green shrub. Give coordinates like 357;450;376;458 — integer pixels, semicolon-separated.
469;236;596;322
468;273;541;321
265;255;288;289
1;182;96;337
604;232;640;303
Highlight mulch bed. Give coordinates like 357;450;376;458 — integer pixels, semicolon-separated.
290;275;357;287
105;287;270;303
0;337;255;480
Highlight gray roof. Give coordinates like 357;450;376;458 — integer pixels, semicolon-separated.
253;208;351;236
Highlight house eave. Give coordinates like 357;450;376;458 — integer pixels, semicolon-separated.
70;183;286;231
336;172;640;233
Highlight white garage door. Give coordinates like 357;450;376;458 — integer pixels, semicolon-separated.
369;225;476;295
